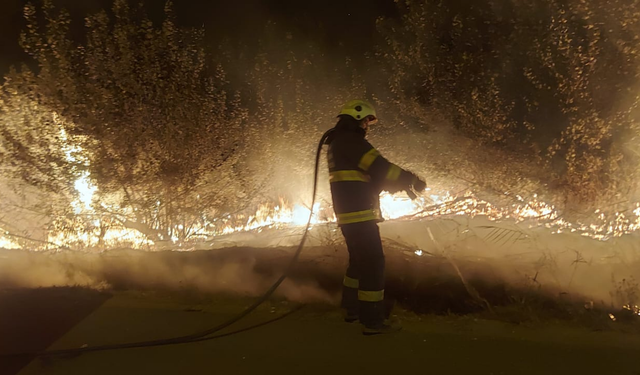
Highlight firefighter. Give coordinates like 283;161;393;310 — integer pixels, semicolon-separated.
326;99;426;335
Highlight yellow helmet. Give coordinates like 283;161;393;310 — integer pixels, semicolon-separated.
338;99;377;121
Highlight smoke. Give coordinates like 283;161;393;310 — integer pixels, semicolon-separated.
1;215;639;316
0;247;337;305
379;218;640;310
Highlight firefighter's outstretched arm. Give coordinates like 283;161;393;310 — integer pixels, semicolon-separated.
356;143;426;198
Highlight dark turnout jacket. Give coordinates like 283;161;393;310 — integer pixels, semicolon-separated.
326;123;416;226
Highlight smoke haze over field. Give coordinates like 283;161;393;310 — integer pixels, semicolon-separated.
1;217;638;314
0;247;338;304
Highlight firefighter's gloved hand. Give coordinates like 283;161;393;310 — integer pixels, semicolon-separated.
411;175;427;192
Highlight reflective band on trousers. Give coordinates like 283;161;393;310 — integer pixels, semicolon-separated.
336;209;380;225
358;148;380;171
343;276;360;289
358;289;384;302
330;170;371;183
386;165;402;181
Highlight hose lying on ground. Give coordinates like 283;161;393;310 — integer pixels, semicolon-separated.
1;129;335;358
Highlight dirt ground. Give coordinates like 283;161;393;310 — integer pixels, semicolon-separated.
1;288;639;375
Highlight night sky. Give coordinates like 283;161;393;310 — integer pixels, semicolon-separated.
0;0;397;75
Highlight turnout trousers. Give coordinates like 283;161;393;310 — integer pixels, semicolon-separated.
340;220;386;328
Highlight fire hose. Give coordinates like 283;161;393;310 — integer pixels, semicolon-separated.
2;128;336;359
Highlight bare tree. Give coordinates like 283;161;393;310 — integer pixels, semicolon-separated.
377;0;640;204
2;0;247;245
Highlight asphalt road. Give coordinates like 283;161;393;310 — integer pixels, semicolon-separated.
1;289;639;375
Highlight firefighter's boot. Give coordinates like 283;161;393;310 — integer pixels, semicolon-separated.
362;321;402;336
341;276;359;323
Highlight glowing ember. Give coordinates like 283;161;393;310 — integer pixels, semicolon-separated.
623;304;640;316
0;233;21;249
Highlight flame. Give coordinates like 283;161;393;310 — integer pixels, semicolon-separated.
73;172;97;213
379;191;418;219
2;187;639;250
57;113;97;214
46;217;153;250
214;200;324;235
0;233;21;249
1;115;639;249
